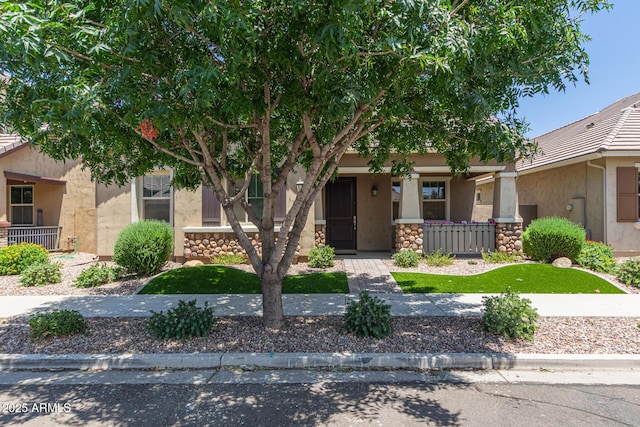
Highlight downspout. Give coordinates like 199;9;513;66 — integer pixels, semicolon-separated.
587;159;606;243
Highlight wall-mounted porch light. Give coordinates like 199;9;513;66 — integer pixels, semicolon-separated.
371;184;378;196
296;178;304;192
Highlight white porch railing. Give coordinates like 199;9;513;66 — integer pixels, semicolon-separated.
8;226;63;251
423;223;496;254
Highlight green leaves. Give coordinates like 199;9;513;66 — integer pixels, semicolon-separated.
344;290;393;339
146;299;216;341
482;287;539;341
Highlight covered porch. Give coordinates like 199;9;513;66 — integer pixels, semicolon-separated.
314;155;522;255
0;171;67;251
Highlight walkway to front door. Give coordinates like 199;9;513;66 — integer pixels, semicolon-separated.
342;257;402;293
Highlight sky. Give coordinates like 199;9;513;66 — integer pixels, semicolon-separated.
517;0;640;138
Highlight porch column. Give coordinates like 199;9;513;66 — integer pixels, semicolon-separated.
396;174;424;254
400;173;421;219
492;172;523;255
0;221;10;248
130;178;140;223
314;191;326;247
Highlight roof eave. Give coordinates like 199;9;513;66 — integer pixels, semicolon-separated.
517;153;602;176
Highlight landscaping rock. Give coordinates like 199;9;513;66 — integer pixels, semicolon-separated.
552;257;572;268
183;260;204;267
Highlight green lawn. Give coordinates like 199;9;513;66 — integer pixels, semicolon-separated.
138;265;349;294
391;264;625;294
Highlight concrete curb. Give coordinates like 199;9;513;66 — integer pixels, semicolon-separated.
1;352;638;371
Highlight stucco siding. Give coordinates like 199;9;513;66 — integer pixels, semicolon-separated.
0;146;96;252
449;177;475;221
472;181;494;222
173;187;202;257
95;182;131;256
518;161;605;242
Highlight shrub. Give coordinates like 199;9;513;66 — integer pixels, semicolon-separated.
424;249;455;267
210;253;247;265
19;262;62;287
344;290;392;339
146;299;216;340
392;250;421;268
0;243;49;275
308;245;335;268
29;310;87;340
74;263;121;288
113;220;174;276
482;288;539;341
616;258;640;288
576;240;616;273
482;250;520;264
522;217;585;263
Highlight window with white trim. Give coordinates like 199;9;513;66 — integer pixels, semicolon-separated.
421;180;448;220
142;172;172;223
10;185;34;225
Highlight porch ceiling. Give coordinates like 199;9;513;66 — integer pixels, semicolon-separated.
4;171;66;185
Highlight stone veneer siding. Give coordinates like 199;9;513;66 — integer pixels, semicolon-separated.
183;231;300;259
315;224;326;248
495;222;523;255
395;223;424;254
0;222;8;248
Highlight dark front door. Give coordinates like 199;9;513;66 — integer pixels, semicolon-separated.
326;177;357;251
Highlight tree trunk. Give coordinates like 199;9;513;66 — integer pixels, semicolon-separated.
261;270;284;329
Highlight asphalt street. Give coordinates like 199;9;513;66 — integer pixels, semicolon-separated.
0;369;639;426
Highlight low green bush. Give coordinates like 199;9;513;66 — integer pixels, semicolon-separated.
424;249;455;266
616;258;640;288
113;220;174;276
0;243;49;275
522;217;585;263
210;253;247;265
344;290;392;339
19;262;62;287
576;240;616;273
308;245;335;268
482;288;539;341
146;299;216;340
74;263;121;288
392;250;421;268
29;310;87;340
481;250;520;264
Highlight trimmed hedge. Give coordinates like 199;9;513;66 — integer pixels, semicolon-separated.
522;217;585;263
113;220;174;276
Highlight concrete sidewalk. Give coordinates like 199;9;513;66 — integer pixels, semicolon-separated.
2;293;640;319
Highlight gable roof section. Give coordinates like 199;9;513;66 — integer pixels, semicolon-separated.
518;92;640;173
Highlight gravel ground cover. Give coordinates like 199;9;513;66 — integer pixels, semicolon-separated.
1;316;638;355
0;253;638;355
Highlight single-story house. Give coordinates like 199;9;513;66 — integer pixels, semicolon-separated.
0;136;523;259
479;92;640;255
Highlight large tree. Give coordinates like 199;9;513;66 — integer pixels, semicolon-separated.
0;0;609;327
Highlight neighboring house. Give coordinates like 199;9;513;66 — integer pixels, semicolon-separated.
0;136;522;259
512;92;640;254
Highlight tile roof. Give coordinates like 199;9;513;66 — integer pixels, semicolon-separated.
0;133;27;157
518;92;640;172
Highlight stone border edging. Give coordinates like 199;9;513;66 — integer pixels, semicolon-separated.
1;353;638;371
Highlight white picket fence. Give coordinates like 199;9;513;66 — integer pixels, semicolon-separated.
423;223;496;254
8;226;63;251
